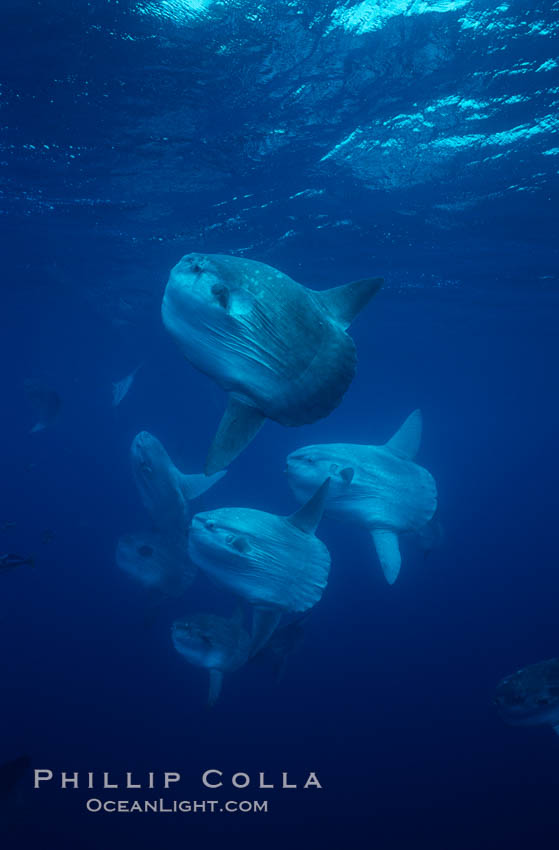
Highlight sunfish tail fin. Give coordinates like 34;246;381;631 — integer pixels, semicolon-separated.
176;469;226;502
385;409;422;460
250;608;282;656
205;396;265;475
288;477;330;534
371;529;402;585
315;277;383;330
208;669;223;707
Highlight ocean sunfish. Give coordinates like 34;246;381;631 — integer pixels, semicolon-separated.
172;609;251;706
286;410;437;585
115;531;193;597
188;479;331;650
161;253;383;473
130;431;225;533
495;658;559;735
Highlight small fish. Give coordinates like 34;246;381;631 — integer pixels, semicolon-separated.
0;755;31;799
0;554;34;571
495;658;559;735
0;521;16;532
24;378;61;433
172;608;251;706
112;363;142;407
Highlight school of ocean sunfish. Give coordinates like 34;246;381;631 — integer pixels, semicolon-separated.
115;253;438;706
114;253;545;718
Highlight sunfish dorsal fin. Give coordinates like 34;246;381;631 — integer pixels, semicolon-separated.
176;469;226;502
288;477;330;534
385;409;422;460
315;277;383;330
205;396;266;475
371;529;401;585
208;669;223;707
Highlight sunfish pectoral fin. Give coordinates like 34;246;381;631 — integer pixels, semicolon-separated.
385;409;422;460
205;396;266;475
288;477;330;534
371;529;402;585
315;277;383;330
250;608;282;656
208;669;223;707
176;469;226;502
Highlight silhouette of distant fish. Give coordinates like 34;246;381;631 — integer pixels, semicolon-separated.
112;364;142;407
115;531;193;597
0;553;34;572
415;509;444;557
250;612;311;681
130;431;225;534
495;658;559;735
161;253;383;473
0;755;31;799
287;410;437;584
172;608;251;706
188;479;331;652
24;378;61;433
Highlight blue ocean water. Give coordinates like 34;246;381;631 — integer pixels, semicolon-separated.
1;1;558;848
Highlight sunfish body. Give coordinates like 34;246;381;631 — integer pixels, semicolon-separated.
161;253;383;473
172;609;251;705
495;658;559;734
115;531;193;597
188;479;331;650
130;431;225;533
287;410;437;584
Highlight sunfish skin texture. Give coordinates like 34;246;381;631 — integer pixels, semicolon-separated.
286;410;437;585
188;493;331;614
495;659;559;733
115;531;193;597
172;611;251;705
130;431;225;533
161;253;382;472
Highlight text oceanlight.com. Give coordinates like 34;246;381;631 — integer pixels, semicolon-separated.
86;799;269;813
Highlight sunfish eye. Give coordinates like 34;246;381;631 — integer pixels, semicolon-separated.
138;544;153;558
203;518;216;530
211;283;230;309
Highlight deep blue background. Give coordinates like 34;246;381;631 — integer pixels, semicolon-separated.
1;1;558;848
